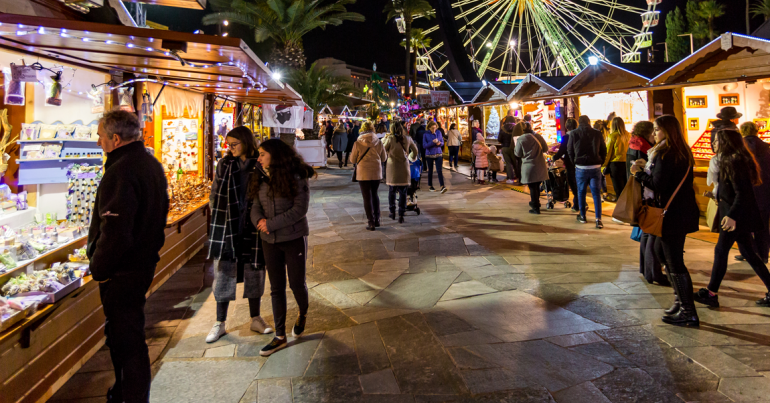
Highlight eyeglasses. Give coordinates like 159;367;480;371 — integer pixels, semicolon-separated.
227;142;241;148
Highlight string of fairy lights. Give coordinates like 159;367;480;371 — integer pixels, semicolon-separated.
1;23;270;93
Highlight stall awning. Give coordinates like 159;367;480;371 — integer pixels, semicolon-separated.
440;81;486;104
508;75;573;102
650;33;770;86
559;61;651;96
0;14;302;105
125;0;207;10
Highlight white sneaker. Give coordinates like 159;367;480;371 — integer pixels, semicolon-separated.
206;321;227;343
250;316;274;334
506;180;515;184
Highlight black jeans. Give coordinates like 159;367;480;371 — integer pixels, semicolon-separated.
419;146;427;171
501;147;520;180
708;229;770;293
753;211;770;262
100;272;154;403
389;185;408;216
344;152;351;166
263;237;309;337
566;166;578;207
426;156;445;188
654;232;690;276
447;146;460;168
359;180;381;224
608;161;628;197
216;298;262;322
527;182;542;208
335;151;344;166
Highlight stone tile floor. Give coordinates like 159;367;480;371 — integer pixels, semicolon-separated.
51;162;770;402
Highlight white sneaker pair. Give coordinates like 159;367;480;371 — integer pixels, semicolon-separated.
205;317;274;343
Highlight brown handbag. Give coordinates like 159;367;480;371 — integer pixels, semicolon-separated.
637;167;690;237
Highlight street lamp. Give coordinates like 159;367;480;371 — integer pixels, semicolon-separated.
223;20;229;26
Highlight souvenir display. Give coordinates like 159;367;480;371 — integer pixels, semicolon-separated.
3;67;25;106
87;86;105;114
19;122;98;141
118;87;135;112
45;73;63;106
161;119;199;172
167;174;210;223
20;123;38;141
1;262;86;297
66;164;102;228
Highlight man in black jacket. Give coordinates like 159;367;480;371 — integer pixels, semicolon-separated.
568;115;607;228
88;110;169;403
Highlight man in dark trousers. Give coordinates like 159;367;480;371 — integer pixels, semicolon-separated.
568;115;607;229
89;110;169;403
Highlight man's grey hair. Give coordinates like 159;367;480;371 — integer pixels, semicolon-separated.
101;109;142;142
419;118;426;125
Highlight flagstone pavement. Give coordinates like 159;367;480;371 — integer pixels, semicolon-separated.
51;164;770;403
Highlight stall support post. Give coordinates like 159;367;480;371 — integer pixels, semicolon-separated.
235;103;244;127
647;90;656;121
205;93;216;181
672;87;686;136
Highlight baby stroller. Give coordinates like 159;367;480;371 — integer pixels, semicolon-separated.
406;159;422;215
543;160;572;210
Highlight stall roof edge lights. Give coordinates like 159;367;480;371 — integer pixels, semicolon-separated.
507;75;573;102
0;13;302;105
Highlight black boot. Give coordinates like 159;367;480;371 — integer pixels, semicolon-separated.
528;202;541;214
366;221;376;231
662;273;699;327
389;209;396;220
663;267;680;315
398;215;404;224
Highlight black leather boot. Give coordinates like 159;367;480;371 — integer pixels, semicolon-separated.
663;266;680;315
388;209;396;220
662;272;699;327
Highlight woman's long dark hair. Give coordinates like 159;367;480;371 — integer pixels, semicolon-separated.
226;126;258;158
391;120;408;148
654;115;695;166
249;139;316;199
717;129;762;186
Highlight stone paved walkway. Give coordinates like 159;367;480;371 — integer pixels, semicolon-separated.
51;164;770;403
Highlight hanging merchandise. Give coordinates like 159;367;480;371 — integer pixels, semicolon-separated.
65;164;103;228
3;68;25;106
262;104;304;128
45;72;63;106
10;63;38;82
118;87;135;112
140;92;153;123
87;85;105;114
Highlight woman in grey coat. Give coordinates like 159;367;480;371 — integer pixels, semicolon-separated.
250;139;316;356
514;122;549;214
383;121;419;222
332;122;348;168
206;126;271;343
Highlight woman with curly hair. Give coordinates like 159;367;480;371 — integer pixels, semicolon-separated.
206;126;270;343
250;139;316;356
694;129;770;308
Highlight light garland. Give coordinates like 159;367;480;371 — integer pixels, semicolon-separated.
108;77;266;93
3;24;267;91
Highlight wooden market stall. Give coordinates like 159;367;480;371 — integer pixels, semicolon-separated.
648;32;770;215
0;14;301;403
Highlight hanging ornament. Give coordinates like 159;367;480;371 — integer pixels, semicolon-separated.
118;87;135;112
45;72;63;106
141;92;153;123
87;85;105;114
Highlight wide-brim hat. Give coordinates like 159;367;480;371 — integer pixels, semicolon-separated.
717;106;742;120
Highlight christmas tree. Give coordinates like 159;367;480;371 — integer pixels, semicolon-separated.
486;108;500;136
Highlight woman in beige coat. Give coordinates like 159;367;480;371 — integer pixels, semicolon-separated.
383;121;419;223
514;122;549;214
351;121;388;231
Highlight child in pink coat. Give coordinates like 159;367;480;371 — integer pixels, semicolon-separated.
472;132;490;184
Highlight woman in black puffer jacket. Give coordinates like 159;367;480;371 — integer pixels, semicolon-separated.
250;139;316;356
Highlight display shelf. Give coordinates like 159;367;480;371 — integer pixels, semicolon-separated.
167;199;208;227
17;157;103;162
0;234;87;283
17;140;98;144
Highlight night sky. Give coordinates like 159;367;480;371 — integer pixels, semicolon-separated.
146;0;756;76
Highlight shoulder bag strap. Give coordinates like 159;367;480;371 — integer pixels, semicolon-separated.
664;166;691;212
356;146;371;165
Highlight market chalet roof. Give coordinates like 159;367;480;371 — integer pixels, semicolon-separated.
650;33;770;86
473;82;517;103
440;81;487;104
0;14;302;105
559;60;651;96
508;75;573;102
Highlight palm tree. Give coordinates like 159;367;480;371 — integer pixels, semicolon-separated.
696;0;726;41
751;0;770;21
400;29;432;100
203;0;365;70
384;0;434;99
286;62;356;139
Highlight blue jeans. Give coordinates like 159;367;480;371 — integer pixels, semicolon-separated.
576;167;602;220
447;146;460;167
426;156;445;188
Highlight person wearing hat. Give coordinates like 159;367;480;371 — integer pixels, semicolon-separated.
712;107;742;133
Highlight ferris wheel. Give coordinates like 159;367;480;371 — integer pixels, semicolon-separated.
413;0;663;81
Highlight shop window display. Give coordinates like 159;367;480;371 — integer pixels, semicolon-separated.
579;92;649;131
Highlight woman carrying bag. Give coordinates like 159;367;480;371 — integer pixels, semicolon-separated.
630;115;700;327
693;129;770;308
514;122;549;214
383;121;418;223
351;121;388;231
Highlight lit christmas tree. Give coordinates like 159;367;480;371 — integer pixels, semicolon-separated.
486;108;500;136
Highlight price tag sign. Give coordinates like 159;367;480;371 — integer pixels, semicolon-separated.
10;64;38;82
